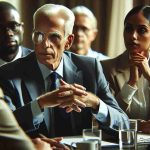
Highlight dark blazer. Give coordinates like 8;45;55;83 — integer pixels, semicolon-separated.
0;51;128;137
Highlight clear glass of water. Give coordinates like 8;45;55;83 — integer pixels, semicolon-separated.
119;120;137;149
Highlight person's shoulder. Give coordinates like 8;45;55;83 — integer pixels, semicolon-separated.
64;51;100;71
0;52;35;75
89;49;109;61
21;46;33;56
64;51;96;62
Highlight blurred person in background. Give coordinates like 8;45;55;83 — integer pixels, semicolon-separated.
71;6;109;60
0;1;32;65
101;5;150;134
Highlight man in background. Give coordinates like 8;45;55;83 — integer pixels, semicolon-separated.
71;6;109;60
0;1;32;65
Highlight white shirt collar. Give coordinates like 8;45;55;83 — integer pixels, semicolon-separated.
37;57;63;80
13;46;22;61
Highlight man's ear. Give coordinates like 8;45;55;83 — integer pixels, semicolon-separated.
65;34;74;50
21;22;24;34
91;29;98;42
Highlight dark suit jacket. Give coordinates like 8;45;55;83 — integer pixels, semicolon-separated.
0;51;128;137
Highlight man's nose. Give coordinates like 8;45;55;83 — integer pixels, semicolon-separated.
5;28;14;35
43;36;52;48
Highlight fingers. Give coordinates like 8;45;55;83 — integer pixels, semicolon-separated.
58;85;87;97
59;79;87;96
66;104;81;113
58;98;86;108
60;79;86;90
58;80;87;112
39;137;68;150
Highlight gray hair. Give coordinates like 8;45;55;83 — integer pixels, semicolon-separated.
33;4;75;36
71;6;97;29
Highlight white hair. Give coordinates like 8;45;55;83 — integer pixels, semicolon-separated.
33;4;75;35
71;6;97;29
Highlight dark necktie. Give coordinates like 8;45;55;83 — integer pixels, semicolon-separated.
48;72;72;137
50;72;57;91
48;72;58;137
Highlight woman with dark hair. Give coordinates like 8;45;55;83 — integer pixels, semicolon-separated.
101;5;150;133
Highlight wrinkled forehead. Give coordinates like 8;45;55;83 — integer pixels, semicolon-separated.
0;9;20;23
34;13;66;34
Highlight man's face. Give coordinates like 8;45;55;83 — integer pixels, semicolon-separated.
0;9;24;61
71;14;97;54
33;13;70;70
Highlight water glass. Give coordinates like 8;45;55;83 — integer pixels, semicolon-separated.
119;120;137;149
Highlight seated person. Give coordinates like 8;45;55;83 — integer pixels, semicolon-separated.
70;5;109;60
0;4;128;139
101;5;150;134
0;1;32;65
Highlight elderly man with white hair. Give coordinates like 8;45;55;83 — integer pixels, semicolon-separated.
0;4;128;138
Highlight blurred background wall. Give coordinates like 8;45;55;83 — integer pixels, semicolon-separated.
1;0;150;58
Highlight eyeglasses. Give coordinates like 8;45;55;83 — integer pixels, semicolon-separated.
73;25;92;33
32;30;64;44
0;22;23;33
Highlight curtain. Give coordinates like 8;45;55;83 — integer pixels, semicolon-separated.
16;0;134;57
105;0;133;57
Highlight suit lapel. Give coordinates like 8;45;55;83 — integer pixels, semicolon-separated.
63;53;83;85
21;52;45;101
114;51;130;90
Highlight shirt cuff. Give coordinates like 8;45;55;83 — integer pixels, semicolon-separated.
94;100;108;123
120;82;137;103
31;100;44;125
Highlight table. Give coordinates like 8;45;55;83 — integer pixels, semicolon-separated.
62;133;150;150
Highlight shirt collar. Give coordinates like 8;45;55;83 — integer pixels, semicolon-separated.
13;46;22;61
86;48;92;56
37;58;63;80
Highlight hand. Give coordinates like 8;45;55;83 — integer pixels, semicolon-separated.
58;80;100;112
39;134;70;150
37;79;87;110
37;89;62;109
130;52;150;82
138;120;150;134
32;138;52;150
63;92;100;113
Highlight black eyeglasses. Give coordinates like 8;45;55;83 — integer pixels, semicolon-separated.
32;30;64;44
0;22;23;33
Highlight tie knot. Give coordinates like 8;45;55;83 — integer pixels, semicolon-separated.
50;72;57;82
50;72;58;90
